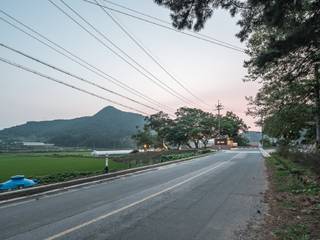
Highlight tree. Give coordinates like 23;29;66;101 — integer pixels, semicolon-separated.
166;121;190;149
235;135;250;147
154;0;320;149
134;107;248;149
247;77;315;145
154;0;243;31
145;111;173;149
220;111;248;139
263;104;314;145
242;2;320;148
199;112;218;148
131;126;155;149
175;107;206;148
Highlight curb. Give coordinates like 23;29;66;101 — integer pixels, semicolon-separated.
0;152;213;202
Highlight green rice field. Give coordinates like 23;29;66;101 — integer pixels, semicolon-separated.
0;150;209;184
0;152;127;183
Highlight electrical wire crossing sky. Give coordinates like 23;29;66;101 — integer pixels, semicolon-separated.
0;0;259;130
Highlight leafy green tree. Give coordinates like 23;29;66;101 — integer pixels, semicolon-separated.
263;104;314;145
261;137;273;148
199;112;218;148
154;0;320;149
247;79;315;145
145;112;173;149
135;107;248;149
175;107;206;148
220;111;248;139
131;126;155;149
166;121;190;149
235;135;250;146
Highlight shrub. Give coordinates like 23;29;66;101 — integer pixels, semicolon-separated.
130;149;139;154
198;149;211;154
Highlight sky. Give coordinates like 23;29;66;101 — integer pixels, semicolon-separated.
0;0;260;130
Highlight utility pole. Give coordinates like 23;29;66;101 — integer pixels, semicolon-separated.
215;100;224;138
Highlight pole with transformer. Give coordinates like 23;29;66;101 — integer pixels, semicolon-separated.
216;100;224;137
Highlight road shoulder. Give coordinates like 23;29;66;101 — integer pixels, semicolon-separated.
241;153;320;240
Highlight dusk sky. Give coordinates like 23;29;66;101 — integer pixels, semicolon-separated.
0;0;260;130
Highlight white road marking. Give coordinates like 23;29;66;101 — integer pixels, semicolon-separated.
223;150;260;154
259;148;271;157
45;160;230;240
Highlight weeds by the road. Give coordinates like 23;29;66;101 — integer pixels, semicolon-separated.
263;154;320;240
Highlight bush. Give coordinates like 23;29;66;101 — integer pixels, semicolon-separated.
130;149;139;154
160;152;196;162
198;149;211;154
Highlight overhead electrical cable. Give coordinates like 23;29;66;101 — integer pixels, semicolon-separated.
0;9;174;112
0;56;149;115
49;0;199;107
82;0;246;53
0;42;170;115
100;0;244;52
94;0;210;108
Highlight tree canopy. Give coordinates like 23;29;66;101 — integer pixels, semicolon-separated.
133;107;248;149
154;0;320;149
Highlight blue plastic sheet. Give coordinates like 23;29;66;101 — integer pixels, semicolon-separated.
0;175;38;191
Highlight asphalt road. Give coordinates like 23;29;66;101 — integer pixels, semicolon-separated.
0;149;267;240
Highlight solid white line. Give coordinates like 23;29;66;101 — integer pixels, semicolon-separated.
45;161;228;240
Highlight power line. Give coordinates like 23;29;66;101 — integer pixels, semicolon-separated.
50;0;198;107
82;0;246;53
50;0;186;106
0;42;171;115
0;10;174;112
0;56;149;115
94;0;210;108
61;0;199;108
100;0;245;52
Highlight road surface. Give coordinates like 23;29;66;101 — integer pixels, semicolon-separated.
0;149;267;240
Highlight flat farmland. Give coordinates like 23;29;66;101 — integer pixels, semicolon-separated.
0;152;126;183
0;150;206;185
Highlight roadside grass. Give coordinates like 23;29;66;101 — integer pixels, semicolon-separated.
265;154;320;240
0;149;213;185
268;155;320;196
274;224;311;240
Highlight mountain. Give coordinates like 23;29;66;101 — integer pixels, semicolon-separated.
0;106;145;148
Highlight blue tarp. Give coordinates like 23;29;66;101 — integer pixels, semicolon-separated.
0;175;38;191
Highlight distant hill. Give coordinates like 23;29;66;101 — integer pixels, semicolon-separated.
243;131;262;144
0;106;145;148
